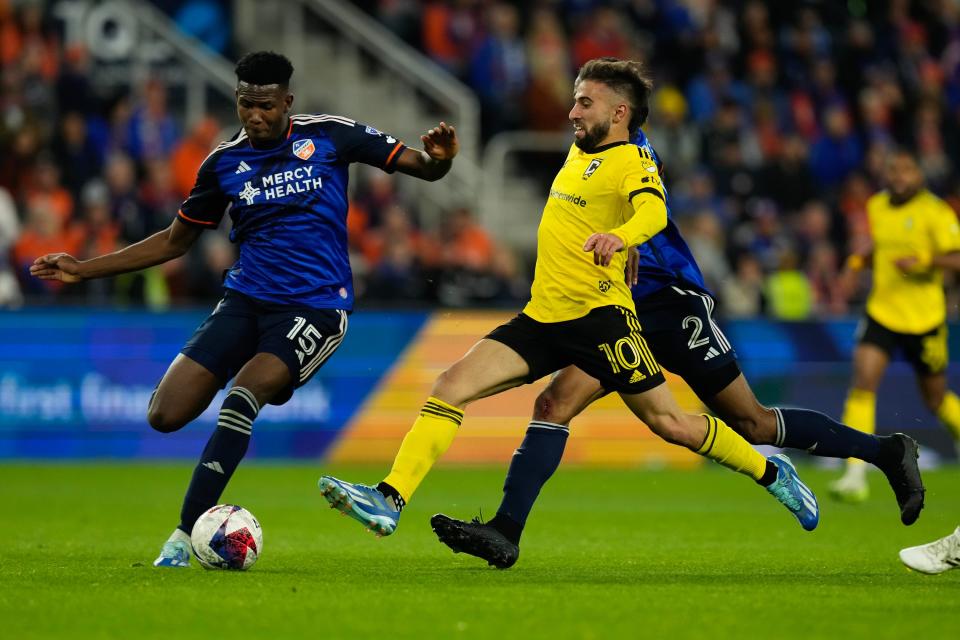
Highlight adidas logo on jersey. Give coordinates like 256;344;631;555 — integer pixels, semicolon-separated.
703;347;720;361
235;161;252;174
629;370;646;383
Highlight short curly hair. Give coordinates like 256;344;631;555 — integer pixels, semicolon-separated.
235;51;294;87
575;57;654;133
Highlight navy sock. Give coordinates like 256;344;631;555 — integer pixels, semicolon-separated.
178;387;259;533
491;421;569;544
775;407;881;464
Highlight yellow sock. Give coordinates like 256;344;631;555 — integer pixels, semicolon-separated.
382;397;463;501
937;391;960;441
696;415;767;481
841;389;876;467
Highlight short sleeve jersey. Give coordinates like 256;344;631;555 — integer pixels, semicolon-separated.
523;140;665;323
177;114;406;310
866;189;960;333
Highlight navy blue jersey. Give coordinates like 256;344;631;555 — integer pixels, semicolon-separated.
630;129;708;297
178;114;406;310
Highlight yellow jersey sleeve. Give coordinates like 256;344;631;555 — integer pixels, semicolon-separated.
931;200;960;255
609;148;667;248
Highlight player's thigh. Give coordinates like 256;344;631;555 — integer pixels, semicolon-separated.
149;353;222;432
850;316;893;390
533;366;608;425
432;337;533;407
257;306;349;406
916;372;948;412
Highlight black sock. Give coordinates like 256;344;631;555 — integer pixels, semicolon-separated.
757;460;778;487
376;482;405;511
776;407;881;464
492;421;569;544
178;387;259;533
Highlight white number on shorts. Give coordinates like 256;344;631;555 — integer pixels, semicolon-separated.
683;315;710;350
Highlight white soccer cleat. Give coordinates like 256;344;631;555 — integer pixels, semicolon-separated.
899;527;960;574
828;470;869;503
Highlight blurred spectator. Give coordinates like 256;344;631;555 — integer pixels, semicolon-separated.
720;253;764;319
469;3;528;139
126;80;178;163
759;135;816;214
420;0;483;79
645;86;698;179
25;153;74;227
170;117;220;199
809;105;863;189
571;7;632;69
524;9;573;132
51;111;102;202
764;248;813;320
681;210;730;294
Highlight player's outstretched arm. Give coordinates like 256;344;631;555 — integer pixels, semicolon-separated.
394;121;458;182
30;218;203;283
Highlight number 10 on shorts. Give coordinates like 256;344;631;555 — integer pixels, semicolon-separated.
597;333;659;375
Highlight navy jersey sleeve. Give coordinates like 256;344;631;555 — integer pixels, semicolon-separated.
325;120;407;173
178;154;230;228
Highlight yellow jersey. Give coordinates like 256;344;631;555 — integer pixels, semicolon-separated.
866;189;960;333
523;140;668;323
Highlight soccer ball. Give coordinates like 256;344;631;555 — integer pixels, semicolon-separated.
190;504;263;570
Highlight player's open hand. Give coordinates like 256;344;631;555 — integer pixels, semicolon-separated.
29;253;83;283
583;233;625;267
625;246;639;286
421;122;458;161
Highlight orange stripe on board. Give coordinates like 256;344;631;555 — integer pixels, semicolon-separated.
177;209;216;226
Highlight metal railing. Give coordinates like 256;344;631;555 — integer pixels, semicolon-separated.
480;131;571;253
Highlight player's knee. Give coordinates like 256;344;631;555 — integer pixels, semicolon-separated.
430;367;469;407
532;389;575;424
146;404;186;433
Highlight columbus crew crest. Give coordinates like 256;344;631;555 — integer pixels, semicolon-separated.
582;158;603;179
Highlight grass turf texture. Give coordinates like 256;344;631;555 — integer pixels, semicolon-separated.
3;464;959;639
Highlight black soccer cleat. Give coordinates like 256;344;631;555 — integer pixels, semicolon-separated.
430;513;519;569
877;433;925;525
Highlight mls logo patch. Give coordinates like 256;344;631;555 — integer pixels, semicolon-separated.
293;138;315;160
365;126;381;135
582;158;603;179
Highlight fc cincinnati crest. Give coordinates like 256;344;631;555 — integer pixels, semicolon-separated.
293;138;315;160
583;158;603;179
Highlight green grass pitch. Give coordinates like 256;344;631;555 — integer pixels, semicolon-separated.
3;463;959;639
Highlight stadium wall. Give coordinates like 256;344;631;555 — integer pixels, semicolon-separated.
1;309;958;463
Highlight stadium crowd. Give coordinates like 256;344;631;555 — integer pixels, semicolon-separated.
3;0;960;319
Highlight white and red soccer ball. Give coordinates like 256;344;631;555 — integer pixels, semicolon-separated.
190;504;262;570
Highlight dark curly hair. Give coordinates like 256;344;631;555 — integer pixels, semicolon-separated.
235;51;294;87
575;57;654;133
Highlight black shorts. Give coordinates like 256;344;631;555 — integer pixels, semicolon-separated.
181;289;349;405
856;314;948;375
633;285;741;399
485;305;665;394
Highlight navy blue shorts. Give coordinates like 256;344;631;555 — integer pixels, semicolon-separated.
633;285;741;399
181;289;349;405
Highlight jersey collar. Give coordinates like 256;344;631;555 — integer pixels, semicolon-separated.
582;140;629;154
